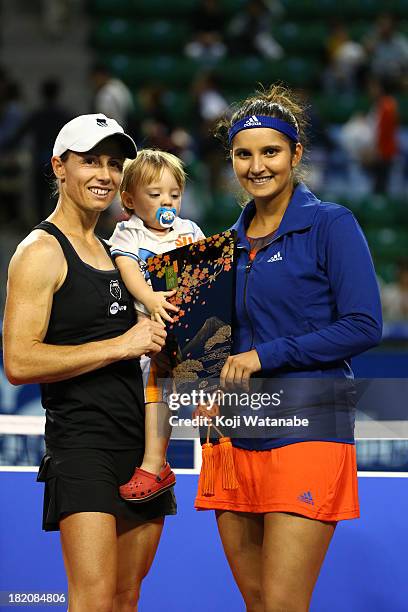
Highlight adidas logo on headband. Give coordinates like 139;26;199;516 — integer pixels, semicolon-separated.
228;114;299;145
243;115;262;128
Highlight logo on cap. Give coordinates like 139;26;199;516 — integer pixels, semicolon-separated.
96;118;108;127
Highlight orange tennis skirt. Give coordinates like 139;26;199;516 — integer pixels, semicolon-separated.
194;441;359;522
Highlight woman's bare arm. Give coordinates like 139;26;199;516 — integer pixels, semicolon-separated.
3;233;166;385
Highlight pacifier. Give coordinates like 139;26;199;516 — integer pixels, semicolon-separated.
156;207;177;228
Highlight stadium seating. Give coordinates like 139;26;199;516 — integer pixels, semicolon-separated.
88;0;247;18
91;19;189;52
105;55;198;87
280;0;408;19
365;227;408;261
86;0;407;282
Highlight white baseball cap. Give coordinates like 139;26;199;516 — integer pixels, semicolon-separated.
53;113;137;158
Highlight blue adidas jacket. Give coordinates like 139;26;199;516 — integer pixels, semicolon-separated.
230;183;383;449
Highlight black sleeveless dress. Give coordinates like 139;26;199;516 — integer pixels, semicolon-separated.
35;222;176;530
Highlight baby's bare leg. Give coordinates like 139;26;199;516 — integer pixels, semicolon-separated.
140;402;172;475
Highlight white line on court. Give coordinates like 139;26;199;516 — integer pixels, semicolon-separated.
1;466;408;477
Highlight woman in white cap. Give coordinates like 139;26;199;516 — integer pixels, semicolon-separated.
3;114;176;611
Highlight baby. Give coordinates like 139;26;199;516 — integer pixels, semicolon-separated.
110;149;205;502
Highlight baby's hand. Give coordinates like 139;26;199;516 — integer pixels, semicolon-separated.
146;290;179;326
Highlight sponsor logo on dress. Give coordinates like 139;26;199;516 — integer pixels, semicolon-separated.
110;279;122;300
298;491;314;505
267;251;283;263
243;115;262;128
110;302;127;315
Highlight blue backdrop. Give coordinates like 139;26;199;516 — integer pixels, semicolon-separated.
0;473;407;612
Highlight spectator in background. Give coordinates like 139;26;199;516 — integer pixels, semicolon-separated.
4;79;71;222
0;74;26;150
138;84;174;151
381;260;408;321
192;71;228;125
364;14;408;90
191;71;229;197
341;78;399;195
41;0;73;38
0;78;26;227
90;63;134;129
324;22;366;95
184;0;227;62
139;85;171;133
367;77;399;194
138;84;193;161
227;0;284;60
340;110;374;193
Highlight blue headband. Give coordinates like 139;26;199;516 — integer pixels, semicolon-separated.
228;115;299;145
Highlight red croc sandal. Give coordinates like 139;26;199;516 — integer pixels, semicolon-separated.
119;462;176;502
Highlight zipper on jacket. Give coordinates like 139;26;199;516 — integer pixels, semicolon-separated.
240;233;281;351
243;257;256;349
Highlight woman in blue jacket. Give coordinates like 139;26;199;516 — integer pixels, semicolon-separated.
195;84;382;611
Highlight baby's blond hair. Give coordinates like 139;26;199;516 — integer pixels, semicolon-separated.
120;149;186;214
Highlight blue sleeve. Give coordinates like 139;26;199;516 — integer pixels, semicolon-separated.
255;212;383;370
189;220;206;241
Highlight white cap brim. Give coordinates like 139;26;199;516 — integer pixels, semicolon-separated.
52;114;137;159
62;132;137;158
